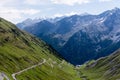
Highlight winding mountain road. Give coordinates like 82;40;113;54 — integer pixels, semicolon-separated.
0;72;9;80
12;59;46;80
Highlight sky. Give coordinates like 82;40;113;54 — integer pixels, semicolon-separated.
0;0;120;23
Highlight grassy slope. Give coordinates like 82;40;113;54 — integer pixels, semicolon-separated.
79;49;120;80
0;18;81;80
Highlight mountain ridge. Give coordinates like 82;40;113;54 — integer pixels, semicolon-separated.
17;7;120;65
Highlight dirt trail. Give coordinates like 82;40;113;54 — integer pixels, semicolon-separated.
12;59;46;80
0;72;10;80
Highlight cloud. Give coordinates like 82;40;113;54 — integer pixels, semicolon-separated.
24;0;39;5
53;12;79;17
99;0;112;2
51;0;90;6
0;7;40;23
0;0;41;23
24;0;50;5
0;0;13;6
0;0;21;7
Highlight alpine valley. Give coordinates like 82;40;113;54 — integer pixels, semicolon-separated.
0;8;120;80
17;8;120;65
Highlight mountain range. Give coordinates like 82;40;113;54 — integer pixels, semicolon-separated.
0;11;120;79
17;7;120;65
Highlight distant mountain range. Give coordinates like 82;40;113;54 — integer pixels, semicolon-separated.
17;7;120;65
